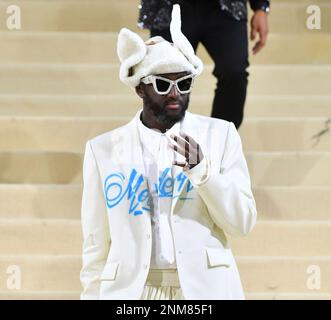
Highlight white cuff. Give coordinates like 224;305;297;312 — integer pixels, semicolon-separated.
184;156;210;187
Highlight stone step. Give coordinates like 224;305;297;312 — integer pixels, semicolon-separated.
2;185;331;221
247;292;331;300
0;219;82;255
246;152;331;186
0;64;330;95
253;186;331;220
240;118;331;152
230;221;331;257
0;255;330;293
0;290;79;300
266;2;331;34
1;32;330;65
0;94;331;118
0;220;330;256
0;116;330;152
0;184;82;220
0;255;80;292
0;1;330;33
1;151;331;186
0;152;83;184
0;290;329;300
240;256;330;294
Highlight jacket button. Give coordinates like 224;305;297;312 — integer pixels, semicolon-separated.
143;264;148;270
147;234;151;239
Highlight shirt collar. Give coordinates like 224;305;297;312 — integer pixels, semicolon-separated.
137;109;182;139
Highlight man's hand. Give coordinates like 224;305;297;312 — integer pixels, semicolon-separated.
168;132;204;171
250;9;269;55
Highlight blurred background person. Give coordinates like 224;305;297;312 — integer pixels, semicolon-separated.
138;0;270;129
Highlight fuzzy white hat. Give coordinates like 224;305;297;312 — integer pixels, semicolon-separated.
117;4;203;88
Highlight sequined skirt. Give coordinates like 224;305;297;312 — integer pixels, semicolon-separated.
140;268;185;300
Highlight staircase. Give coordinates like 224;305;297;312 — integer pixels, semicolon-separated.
0;0;330;299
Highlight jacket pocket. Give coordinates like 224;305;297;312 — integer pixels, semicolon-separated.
100;261;119;281
205;247;231;268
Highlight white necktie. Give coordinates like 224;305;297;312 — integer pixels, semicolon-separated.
154;134;175;266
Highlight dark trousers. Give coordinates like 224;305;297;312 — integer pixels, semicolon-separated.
151;0;249;129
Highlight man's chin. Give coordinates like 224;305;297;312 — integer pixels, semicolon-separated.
164;106;186;121
148;102;188;125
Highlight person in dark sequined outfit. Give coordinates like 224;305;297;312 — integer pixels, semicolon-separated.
138;0;270;129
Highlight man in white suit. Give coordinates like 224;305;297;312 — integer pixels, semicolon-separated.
80;4;257;300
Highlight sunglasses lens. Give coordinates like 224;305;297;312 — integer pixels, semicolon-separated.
155;79;171;93
177;78;193;92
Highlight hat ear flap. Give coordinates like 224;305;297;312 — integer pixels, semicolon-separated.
170;4;203;75
117;28;146;63
117;28;147;84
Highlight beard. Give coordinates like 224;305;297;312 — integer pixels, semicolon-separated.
143;94;189;128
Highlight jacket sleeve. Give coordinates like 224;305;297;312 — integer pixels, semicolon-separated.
80;141;111;300
249;0;270;12
185;122;257;237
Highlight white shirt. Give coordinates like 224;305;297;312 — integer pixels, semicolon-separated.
137;110;210;269
137;111;182;269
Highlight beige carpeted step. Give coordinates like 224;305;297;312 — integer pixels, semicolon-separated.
0;0;330;301
1;32;331;65
0;291;79;300
2;185;331;221
230;221;331;256
0;290;329;300
0;116;330;152
246;292;331;300
240;256;331;294
0;151;82;184
0;255;330;293
0;219;82;255
0;64;330;95
246;152;331;186
0;94;330;118
253;186;331;220
0;184;82;219
0;219;330;256
1;151;331;186
0;255;80;292
240;118;331;152
0;1;330;33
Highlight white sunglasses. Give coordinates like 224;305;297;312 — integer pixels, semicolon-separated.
141;74;195;95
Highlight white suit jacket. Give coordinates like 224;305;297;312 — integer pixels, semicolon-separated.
80;109;257;300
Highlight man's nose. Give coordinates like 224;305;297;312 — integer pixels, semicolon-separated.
167;83;180;97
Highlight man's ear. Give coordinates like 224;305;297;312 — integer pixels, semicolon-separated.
135;84;144;98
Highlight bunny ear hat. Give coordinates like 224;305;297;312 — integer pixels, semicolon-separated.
117;4;203;88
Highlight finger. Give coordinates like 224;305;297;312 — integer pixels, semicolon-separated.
177;132;203;166
169;141;196;160
168;141;186;158
255;27;268;53
185;136;189;160
170;133;188;148
260;30;267;47
196;143;201;163
177;133;198;160
253;40;263;54
250;27;257;41
179;131;198;148
180;132;203;165
252;41;259;54
170;134;191;157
